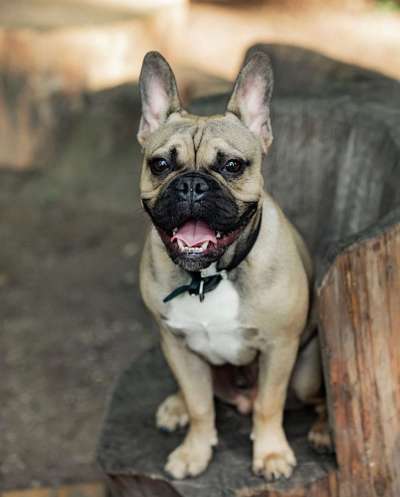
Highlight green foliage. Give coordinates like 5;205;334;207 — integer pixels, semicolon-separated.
376;0;400;11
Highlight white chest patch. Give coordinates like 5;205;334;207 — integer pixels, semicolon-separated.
165;278;256;366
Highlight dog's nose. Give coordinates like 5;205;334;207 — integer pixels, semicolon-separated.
176;175;209;202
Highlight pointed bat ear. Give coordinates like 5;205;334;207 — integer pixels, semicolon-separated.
226;51;274;153
137;51;181;146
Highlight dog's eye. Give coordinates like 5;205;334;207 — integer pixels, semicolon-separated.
224;159;245;175
149;158;170;176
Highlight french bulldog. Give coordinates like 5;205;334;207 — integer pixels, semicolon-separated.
137;50;330;481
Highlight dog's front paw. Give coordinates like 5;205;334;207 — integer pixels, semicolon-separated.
165;429;217;479
253;436;296;481
156;393;189;432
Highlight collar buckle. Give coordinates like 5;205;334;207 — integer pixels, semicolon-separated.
199;279;205;302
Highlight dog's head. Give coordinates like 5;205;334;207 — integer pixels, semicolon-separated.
138;51;273;272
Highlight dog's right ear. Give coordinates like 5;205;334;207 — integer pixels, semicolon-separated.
137;51;181;146
226;51;274;153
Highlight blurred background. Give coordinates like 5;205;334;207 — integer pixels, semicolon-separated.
1;0;400;495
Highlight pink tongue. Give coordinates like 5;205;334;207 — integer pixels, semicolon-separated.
171;220;217;247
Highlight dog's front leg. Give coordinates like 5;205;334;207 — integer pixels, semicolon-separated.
160;327;217;479
252;337;300;481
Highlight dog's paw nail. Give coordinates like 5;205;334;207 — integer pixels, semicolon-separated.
165;454;188;480
165;442;213;479
253;450;297;481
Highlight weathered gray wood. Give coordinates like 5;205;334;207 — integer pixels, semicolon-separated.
191;48;400;284
97;348;337;497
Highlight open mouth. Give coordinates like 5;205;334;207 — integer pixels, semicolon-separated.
169;219;240;256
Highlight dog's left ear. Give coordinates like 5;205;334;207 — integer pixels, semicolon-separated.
227;51;274;153
137;51;181;145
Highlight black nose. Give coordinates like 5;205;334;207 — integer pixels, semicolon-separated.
175;174;209;202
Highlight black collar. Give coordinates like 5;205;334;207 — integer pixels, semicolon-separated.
218;210;262;272
163;212;262;304
163;271;223;303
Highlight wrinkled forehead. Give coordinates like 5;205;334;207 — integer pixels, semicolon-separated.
144;113;260;165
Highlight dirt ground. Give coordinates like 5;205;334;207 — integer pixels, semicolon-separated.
0;85;159;489
1;0;400;492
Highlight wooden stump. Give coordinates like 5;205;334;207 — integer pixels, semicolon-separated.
97;348;337;497
318;215;400;497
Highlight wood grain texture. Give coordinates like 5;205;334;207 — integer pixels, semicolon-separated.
105;472;339;497
235;470;339;497
106;475;182;497
319;223;400;497
1;482;105;497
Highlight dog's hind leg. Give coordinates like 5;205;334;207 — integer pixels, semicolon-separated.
291;333;323;403
252;337;300;481
291;334;333;453
308;403;333;453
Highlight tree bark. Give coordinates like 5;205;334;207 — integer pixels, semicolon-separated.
318;222;400;497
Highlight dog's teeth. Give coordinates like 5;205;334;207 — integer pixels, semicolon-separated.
177;240;210;254
216;232;222;239
173;227;178;235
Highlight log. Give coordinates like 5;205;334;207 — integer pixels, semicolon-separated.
318;217;400;497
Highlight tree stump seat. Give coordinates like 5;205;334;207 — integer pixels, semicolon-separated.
97;45;400;497
97;348;337;497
